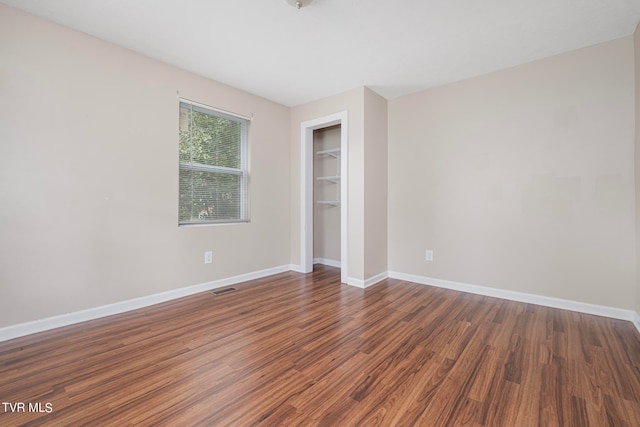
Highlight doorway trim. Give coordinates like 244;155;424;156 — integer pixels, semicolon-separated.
300;111;348;283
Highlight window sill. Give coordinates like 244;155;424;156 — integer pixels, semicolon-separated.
179;220;250;228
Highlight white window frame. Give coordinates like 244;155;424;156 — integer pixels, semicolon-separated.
178;99;250;225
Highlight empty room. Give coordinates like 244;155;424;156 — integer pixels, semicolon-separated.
2;0;640;425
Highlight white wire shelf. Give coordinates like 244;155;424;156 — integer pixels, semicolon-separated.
316;148;341;158
317;176;340;183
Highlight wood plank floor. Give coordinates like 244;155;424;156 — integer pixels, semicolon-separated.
1;265;640;426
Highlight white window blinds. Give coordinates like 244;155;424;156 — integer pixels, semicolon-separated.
178;101;249;224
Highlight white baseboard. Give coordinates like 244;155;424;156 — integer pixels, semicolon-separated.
4;266;637;343
347;271;389;289
0;265;292;343
346;277;365;288
633;312;640;334
289;264;305;273
313;258;341;268
388;271;637;322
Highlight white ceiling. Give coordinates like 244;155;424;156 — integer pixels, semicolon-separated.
3;0;640;107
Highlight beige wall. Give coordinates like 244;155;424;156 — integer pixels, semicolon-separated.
388;37;636;309
313;126;341;263
0;5;291;327
635;24;640;315
290;88;366;280
364;88;388;278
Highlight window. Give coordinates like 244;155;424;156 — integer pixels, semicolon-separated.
178;101;249;224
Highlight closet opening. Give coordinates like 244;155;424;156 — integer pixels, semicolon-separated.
313;125;341;270
300;111;348;283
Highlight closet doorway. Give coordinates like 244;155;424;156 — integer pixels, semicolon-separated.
300;112;348;283
313;125;341;269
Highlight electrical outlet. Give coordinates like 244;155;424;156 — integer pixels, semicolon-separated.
204;251;213;264
425;250;433;261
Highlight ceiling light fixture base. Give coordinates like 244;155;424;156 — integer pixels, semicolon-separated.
286;0;313;9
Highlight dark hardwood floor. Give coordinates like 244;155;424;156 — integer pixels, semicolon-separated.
1;265;640;426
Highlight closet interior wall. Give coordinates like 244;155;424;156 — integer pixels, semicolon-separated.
313;125;342;267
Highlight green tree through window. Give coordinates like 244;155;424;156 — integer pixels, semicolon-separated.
178;101;248;224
